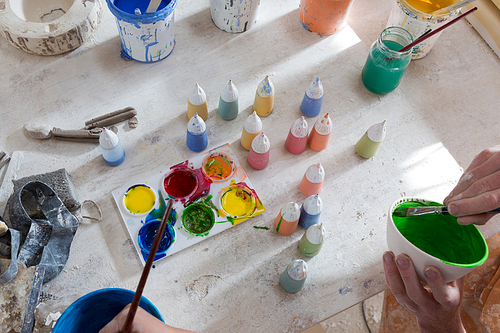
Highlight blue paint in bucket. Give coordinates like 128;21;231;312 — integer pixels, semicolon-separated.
106;0;177;62
52;288;164;333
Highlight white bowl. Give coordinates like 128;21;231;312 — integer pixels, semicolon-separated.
387;197;488;283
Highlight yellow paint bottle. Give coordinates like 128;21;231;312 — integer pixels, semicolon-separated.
241;111;262;150
187;83;208;121
253;76;274;117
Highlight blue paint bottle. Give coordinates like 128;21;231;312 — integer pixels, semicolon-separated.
186;112;208;152
280;259;308;293
298;194;323;229
300;77;323;117
99;127;125;166
218;80;239;120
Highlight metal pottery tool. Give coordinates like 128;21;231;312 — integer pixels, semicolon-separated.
122;199;174;333
393;205;500;217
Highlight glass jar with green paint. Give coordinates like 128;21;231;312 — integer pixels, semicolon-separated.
361;27;413;95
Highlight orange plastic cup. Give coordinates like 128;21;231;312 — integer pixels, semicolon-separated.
299;0;354;35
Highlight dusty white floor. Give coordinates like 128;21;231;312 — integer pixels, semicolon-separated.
303;291;384;333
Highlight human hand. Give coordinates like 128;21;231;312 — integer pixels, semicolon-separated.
444;145;500;225
383;251;465;333
99;304;196;333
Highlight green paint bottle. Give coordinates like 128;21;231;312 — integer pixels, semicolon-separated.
298;223;325;257
355;120;386;158
280;259;308;293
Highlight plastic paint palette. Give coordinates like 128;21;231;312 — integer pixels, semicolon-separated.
112;143;265;265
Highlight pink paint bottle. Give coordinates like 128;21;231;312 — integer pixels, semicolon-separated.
248;132;270;170
300;163;325;197
274;202;301;235
308;113;333;151
285;116;308;154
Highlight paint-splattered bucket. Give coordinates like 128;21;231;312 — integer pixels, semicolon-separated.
387;0;458;59
52;288;164;333
299;0;354;35
106;0;177;63
209;0;260;33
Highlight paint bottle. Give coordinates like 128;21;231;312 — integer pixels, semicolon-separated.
280;259;308;293
186;112;208;152
285;116;309;154
253;76;274;117
300;163;325;197
99;127;125;166
187;83;208;121
355;120;387;158
300;78;323;117
218;80;239;120
248;132;270;170
299;223;325;257
241;111;262;150
274;202;301;236
298;194;323;229
308;113;333;151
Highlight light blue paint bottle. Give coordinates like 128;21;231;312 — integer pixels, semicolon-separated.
300;77;323;117
298;194;323;229
186;112;208;152
218;80;239;120
99;127;125;166
280;259;308;293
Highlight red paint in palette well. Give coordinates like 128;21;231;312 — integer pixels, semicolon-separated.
164;169;198;198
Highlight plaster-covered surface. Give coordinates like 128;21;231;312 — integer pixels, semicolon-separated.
1;0;500;332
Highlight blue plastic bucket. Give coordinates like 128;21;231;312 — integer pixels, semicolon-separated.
106;0;177;62
52;288;164;332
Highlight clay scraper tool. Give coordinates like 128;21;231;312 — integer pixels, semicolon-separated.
393;205;500;217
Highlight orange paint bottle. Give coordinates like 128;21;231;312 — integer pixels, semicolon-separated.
308;113;333;151
299;163;325;197
274;202;301;235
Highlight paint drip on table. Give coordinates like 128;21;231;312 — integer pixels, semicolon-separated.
112;144;265;265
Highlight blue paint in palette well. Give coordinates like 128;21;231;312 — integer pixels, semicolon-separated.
52;288;163;333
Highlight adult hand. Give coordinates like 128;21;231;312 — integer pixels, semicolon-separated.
444;145;500;225
383;251;465;333
99;304;196;333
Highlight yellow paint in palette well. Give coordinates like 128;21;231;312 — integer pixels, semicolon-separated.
405;0;459;14
124;185;156;215
221;186;255;217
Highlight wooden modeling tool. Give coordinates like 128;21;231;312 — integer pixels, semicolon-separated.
393;205;500;217
398;7;478;52
85;106;137;129
123;199;174;333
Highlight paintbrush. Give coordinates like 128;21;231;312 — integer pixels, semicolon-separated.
398;7;478;52
393;205;500;217
122;199;174;333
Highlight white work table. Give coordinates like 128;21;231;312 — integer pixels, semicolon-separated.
2;0;500;332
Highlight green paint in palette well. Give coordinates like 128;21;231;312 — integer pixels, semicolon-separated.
392;201;488;266
362;40;408;95
182;202;215;236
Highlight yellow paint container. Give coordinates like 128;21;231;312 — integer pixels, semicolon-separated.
220;185;256;217
123;184;156;215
